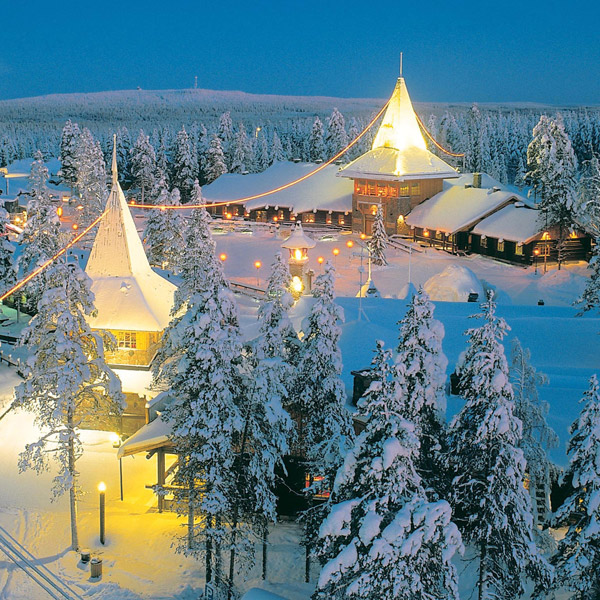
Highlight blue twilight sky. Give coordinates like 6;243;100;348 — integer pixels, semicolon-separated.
0;0;598;104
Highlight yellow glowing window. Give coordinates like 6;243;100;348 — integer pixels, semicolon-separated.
338;215;345;225
117;331;137;349
411;182;421;195
368;183;376;196
497;240;505;252
399;184;409;196
515;244;523;256
302;213;315;223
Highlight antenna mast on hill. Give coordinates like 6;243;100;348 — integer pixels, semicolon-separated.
400;52;403;77
194;76;198;89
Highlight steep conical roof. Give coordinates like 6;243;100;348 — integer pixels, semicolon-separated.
281;221;316;249
372;77;427;152
338;77;457;181
85;138;176;332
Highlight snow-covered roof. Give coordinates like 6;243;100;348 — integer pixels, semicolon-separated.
281;222;316;249
202;161;353;214
338;77;457;181
472;204;543;244
406;174;527;234
117;414;172;458
86;141;176;332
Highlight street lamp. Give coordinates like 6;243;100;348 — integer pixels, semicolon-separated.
219;253;227;262
332;248;340;268
533;247;540;275
98;482;106;545
254;260;262;286
109;433;124;501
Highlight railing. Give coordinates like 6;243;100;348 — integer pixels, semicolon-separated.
229;280;267;299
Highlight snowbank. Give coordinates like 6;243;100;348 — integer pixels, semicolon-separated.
423;265;485;302
242;589;289;600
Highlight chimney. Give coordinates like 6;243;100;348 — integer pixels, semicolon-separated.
473;173;482;188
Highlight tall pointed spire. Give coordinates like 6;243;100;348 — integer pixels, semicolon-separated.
111;134;118;186
371;77;427;152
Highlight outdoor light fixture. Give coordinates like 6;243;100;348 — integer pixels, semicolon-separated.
98;482;106;545
346;240;354;248
219;253;227;261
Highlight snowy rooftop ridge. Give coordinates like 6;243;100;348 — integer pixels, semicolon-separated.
85;139;176;332
338;77;457;181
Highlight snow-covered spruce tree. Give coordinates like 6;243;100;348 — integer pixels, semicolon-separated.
13;257;124;551
271;131;285;163
294;262;354;573
548;375;600;600
446;293;553;600
578;154;600;237
143;187;184;272
255;252;301;368
74;128;108;228
313;341;462;600
526;114;578;268
0;207;15;295
58;119;81;191
231;124;249;174
18;151;61;308
218;110;234;166
325;108;348;160
295;261;353;484
395;287;448;495
172;126;198;202
130;129;157;204
153;234;244;592
155;136;171;189
309;117;326;163
346;118;361;161
256;135;271;172
205;134;228;184
369;204;388;266
509;337;558;524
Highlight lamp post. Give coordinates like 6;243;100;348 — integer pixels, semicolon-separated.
98;482;106;545
254;261;262;286
332;248;340;268
110;433;124;501
533;247;540;276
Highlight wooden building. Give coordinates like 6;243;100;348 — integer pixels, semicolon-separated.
85;141;177;433
337;76;458;235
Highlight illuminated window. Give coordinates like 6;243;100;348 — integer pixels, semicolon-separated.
338;214;345;225
231;206;239;216
515;244;523;256
399;184;409;196
368;182;376;196
277;210;285;220
411;182;421;196
302;213;315;223
377;184;387;197
326;213;332;224
480;236;487;249
497;240;505;252
436;231;443;240
355;180;367;195
117;331;137;349
305;474;330;500
388;184;398;197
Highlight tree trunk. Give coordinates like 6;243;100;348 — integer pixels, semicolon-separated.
67;409;79;552
478;540;487;600
187;486;194;551
206;515;213;584
262;526;268;581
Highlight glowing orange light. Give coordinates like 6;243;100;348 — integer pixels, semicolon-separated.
346;240;354;248
317;256;324;264
273;216;278;222
332;248;340;256
534;248;540;256
254;261;262;269
423;230;429;237
57;207;63;217
219;253;227;261
130;200;136;205
72;224;78;230
294;249;303;261
225;213;233;220
160;206;166;212
360;233;367;240
76;205;83;211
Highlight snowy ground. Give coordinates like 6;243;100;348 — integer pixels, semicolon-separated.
0;224;597;599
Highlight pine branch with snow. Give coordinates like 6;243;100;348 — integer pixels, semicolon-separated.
130;129;158;204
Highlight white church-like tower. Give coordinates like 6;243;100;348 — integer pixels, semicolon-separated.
86;138;176;368
338;76;458;235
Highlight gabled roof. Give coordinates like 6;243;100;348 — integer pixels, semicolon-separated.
203;161;353;214
338;77;457;181
472;204;543;244
406;174;528;235
85;138;176;332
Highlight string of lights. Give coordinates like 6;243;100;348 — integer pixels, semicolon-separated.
129;98;391;211
414;112;465;158
0;211;107;302
0;98;391;300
